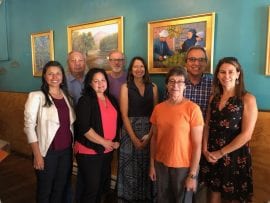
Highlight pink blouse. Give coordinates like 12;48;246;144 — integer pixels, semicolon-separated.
74;97;117;154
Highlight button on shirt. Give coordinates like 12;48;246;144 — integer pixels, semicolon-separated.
183;73;213;119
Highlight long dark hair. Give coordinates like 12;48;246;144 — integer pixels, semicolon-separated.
41;61;72;107
126;56;151;86
212;57;247;99
82;68;110;97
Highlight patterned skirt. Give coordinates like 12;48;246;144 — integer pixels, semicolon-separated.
117;116;156;202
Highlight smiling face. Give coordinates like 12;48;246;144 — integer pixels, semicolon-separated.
132;59;145;79
166;75;186;98
44;66;63;89
108;51;125;74
90;72;107;94
68;51;86;77
217;63;240;89
186;49;207;78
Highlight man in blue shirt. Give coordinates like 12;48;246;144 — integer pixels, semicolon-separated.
183;46;213;203
66;51;86;203
66;51;86;105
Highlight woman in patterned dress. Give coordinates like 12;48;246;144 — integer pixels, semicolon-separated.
201;57;258;202
117;56;159;202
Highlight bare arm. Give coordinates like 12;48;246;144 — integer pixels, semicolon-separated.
119;83;143;149
153;83;159;106
84;128;119;150
149;124;157;181
202;96;217;162
220;94;257;154
141;83;159;145
210;93;258;160
185;125;203;191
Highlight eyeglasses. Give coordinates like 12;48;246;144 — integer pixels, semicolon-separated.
187;57;207;63
109;58;125;63
168;80;185;85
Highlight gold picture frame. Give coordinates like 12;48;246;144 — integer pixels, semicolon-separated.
67;16;124;71
266;6;270;75
31;30;54;77
148;12;215;74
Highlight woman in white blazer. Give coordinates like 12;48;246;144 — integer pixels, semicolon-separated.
24;61;75;203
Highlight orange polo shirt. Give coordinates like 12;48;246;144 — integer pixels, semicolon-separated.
150;100;204;168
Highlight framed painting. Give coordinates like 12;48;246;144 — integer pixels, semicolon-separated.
148;12;215;74
67;16;124;71
266;6;270;75
31;30;54;77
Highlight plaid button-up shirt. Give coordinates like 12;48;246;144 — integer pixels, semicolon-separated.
184;73;213;119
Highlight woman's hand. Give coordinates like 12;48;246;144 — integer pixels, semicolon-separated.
203;150;223;163
33;153;44;170
132;137;145;150
113;141;120;149
149;165;156;181
203;150;218;163
140;133;150;148
102;139;115;151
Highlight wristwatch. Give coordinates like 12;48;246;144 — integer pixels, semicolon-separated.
187;173;197;179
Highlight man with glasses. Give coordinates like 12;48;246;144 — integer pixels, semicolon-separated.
184;46;213;203
100;50;127;201
107;50;127;102
184;46;212;119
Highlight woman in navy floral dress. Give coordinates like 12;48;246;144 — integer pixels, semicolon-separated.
201;57;257;203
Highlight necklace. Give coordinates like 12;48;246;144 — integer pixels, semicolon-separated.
49;90;62;99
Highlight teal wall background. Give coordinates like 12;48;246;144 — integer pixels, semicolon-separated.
0;0;270;109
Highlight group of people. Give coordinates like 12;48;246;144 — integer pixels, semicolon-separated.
24;46;258;203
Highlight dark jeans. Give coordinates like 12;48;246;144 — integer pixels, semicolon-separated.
155;161;193;203
35;147;72;203
76;152;113;203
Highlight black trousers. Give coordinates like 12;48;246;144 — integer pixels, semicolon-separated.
76;152;113;203
35;147;72;203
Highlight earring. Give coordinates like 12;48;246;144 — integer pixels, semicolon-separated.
236;79;239;85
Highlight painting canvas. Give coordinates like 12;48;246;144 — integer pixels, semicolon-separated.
67;16;124;71
31;30;54;77
148;13;215;74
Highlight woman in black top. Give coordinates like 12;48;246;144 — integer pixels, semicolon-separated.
117;56;159;202
74;68;121;203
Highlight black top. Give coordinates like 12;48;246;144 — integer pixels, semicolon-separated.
75;93;121;154
128;81;154;117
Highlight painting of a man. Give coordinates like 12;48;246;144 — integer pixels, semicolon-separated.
153;29;174;67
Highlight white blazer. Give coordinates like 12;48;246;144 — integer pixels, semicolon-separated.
24;91;76;157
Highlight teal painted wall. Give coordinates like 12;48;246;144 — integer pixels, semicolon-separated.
0;0;270;109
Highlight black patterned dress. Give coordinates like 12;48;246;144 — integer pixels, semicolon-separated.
117;81;155;202
201;96;253;202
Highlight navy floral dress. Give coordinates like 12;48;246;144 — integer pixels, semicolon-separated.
201;96;253;202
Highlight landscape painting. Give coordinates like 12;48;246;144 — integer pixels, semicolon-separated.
67;17;124;71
